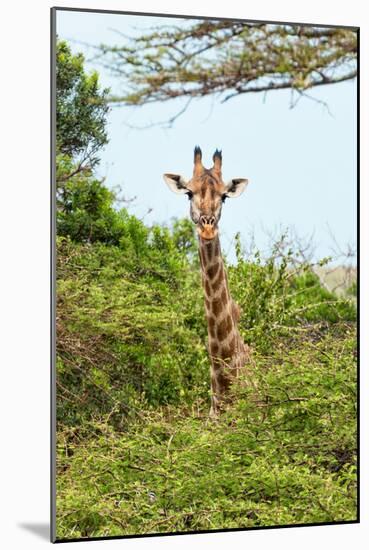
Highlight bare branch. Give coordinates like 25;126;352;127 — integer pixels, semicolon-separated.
123;97;193;130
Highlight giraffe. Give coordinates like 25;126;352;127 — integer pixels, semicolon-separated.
163;146;251;417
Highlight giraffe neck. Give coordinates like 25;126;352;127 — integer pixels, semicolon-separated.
198;235;249;416
199;234;231;333
198;235;245;368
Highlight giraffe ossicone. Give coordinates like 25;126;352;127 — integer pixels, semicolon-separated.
163;146;250;417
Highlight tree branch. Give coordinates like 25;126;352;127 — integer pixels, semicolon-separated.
85;21;357;126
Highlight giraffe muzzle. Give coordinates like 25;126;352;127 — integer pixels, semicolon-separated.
198;215;218;240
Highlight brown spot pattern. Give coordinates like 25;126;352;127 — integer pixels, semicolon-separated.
207;262;219;280
202;247;208;267
212;269;224;293
197;221;249;408
206;244;213;262
216;318;228;341
231;300;241;322
228;335;236;354
221;288;227;305
211;298;223;318
220;345;231;360
210;341;219;356
208;316;215;338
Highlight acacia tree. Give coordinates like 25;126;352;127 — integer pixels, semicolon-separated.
97;20;357;119
56;39;123;241
56;39;110;180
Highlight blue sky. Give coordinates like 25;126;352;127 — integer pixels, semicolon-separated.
56;9;357;264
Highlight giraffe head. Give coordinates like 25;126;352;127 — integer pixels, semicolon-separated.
164;146;248;240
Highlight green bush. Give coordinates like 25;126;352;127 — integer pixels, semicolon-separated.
56;222;356;436
56;326;357;539
56;221;208;434
228;234;356;351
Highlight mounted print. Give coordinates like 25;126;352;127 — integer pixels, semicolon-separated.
51;7;359;543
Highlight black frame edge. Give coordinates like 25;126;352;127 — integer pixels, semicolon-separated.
50;6;57;544
356;26;360;525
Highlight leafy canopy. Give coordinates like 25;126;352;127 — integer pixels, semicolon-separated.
56;39;110;168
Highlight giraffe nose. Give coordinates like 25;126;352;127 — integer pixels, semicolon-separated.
200;215;215;226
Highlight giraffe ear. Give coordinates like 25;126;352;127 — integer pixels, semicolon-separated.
163;174;190;194
224;178;249;198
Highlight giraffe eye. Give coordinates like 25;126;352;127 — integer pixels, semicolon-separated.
221;194;227;203
186;191;193;200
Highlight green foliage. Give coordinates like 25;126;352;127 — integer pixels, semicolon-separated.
56;219;207;433
56;211;357;539
57;172;125;244
58;219;357;434
56;39;111;221
289;270;356;323
56;172;153;250
346;280;357;298
56;40;109;163
56;326;356;538
54;46;357;536
228;234;356;351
